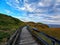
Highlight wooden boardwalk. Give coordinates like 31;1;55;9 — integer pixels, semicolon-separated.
18;27;39;45
6;26;60;45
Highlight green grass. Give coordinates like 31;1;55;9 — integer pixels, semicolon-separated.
0;31;10;42
29;28;53;45
0;13;25;44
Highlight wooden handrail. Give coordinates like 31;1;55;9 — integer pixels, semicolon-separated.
6;27;22;45
27;26;60;45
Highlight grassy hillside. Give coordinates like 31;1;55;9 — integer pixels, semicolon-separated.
0;13;25;44
0;13;60;44
26;22;60;40
26;22;49;29
39;28;60;40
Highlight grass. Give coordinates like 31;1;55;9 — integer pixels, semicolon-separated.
28;27;53;45
0;31;10;42
26;22;60;40
32;31;52;45
0;13;25;44
38;28;60;40
28;26;60;45
34;27;60;40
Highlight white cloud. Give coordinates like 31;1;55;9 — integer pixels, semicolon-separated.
24;0;28;2
38;2;44;6
6;0;25;11
24;3;35;12
5;0;60;24
49;15;60;19
6;2;12;6
16;5;25;10
56;0;60;2
14;16;33;22
16;0;19;3
38;0;52;7
5;9;12;14
27;13;60;24
24;0;56;13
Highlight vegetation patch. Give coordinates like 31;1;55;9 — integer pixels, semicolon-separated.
0;13;25;44
26;22;60;40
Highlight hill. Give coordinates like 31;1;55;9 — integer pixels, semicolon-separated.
26;22;49;29
0;13;60;44
26;22;60;40
0;13;25;44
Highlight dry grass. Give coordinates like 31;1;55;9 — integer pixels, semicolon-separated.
35;27;60;40
26;22;60;40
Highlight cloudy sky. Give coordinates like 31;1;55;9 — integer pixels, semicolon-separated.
0;0;60;24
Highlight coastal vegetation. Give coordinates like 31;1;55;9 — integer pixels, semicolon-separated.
0;13;25;44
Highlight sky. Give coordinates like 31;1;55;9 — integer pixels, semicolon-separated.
0;0;60;24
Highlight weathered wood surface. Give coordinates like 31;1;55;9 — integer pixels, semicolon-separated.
18;27;39;45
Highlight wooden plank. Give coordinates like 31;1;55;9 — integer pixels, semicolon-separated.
18;27;39;45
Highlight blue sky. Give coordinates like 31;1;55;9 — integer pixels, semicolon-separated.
0;0;60;24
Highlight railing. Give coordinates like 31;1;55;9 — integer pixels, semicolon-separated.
39;32;60;45
6;26;60;45
6;26;23;45
27;26;60;45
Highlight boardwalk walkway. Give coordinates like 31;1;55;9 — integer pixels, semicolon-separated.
18;27;39;45
6;26;60;45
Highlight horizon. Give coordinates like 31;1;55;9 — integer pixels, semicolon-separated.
0;0;60;24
